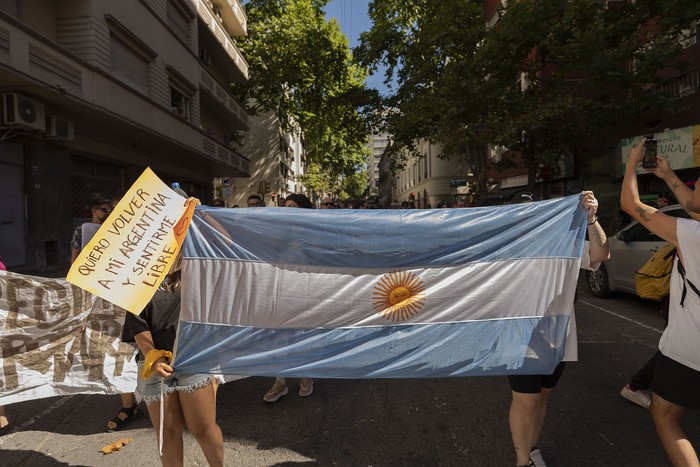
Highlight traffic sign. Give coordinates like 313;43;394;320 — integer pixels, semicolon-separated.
222;177;233;188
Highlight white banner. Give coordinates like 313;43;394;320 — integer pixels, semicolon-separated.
0;271;138;405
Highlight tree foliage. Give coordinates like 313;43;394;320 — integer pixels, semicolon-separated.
234;0;379;181
357;0;700;197
339;169;369;201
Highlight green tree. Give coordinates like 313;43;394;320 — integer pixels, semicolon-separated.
477;0;700;191
297;162;334;201
339;169;369;201
234;0;378;181
357;0;700;199
355;0;490;199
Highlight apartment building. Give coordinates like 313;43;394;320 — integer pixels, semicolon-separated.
482;0;700;213
0;0;249;273
393;140;472;209
224;110;306;207
367;132;388;201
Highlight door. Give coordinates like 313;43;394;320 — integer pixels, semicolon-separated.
0;144;26;267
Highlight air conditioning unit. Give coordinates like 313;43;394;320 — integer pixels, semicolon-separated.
3;93;46;131
46;115;75;141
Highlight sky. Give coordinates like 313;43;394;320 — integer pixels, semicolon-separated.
324;0;391;96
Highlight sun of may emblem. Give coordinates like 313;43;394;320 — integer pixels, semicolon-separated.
372;271;426;322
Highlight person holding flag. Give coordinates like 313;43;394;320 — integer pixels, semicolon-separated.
122;251;224;466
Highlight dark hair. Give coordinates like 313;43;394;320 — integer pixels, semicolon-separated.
286;193;313;209
437;200;450;208
88;194;110;210
247;194;262;202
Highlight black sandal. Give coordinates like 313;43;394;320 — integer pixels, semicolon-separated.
106;404;143;432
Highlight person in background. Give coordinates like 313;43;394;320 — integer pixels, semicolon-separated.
622;141;700;466
437;200;450;209
320;196;334;209
277;196;286;207
620;157;700;410
105;194;144;432
70;195;111;263
211;197;225;208
247;194;263;207
456;198;467;208
508;191;610;467
263;193;314;402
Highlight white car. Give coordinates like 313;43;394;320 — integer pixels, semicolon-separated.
586;204;688;298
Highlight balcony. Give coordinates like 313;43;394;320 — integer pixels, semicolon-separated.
200;67;249;129
203;136;250;176
197;1;249;80
210;0;247;37
621;67;700;116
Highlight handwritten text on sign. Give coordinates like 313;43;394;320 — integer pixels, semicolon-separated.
0;271;138;405
67;167;195;314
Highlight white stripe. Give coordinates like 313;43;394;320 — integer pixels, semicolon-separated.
182;257;580;329
578;300;663;334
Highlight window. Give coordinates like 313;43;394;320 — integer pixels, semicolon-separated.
167;0;193;44
170;86;191;121
110;34;149;93
106;15;156;94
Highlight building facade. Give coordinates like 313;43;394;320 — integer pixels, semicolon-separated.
223;110;306;207
393;140;472;209
0;0;249;274
481;0;700;222
366;132;388;201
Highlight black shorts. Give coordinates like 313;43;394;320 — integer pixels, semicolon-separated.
653;354;700;409
508;362;567;394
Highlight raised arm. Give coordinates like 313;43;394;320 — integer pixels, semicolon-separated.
620;140;679;247
652;156;700;221
582;191;610;264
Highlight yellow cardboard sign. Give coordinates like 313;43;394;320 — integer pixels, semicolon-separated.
67;168;196;314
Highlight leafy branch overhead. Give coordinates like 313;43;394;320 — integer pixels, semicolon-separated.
356;0;700;194
233;0;380;179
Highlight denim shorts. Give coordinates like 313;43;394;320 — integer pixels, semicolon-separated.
135;361;223;405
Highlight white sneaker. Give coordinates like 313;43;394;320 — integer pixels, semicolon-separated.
620;384;651;409
299;378;313;397
263;379;288;402
529;448;546;467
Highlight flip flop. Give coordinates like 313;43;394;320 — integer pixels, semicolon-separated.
106;405;143;432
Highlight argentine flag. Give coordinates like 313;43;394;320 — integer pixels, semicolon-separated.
173;195;587;379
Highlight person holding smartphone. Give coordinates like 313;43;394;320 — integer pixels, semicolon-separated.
621;139;700;467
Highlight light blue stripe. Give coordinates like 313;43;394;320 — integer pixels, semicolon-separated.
182;195;587;268
173;316;569;378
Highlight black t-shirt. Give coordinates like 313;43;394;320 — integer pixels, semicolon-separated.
122;289;181;360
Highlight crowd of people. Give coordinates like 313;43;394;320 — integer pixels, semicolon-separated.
2;146;698;467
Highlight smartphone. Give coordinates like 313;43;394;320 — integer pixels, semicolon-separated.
642;136;658;169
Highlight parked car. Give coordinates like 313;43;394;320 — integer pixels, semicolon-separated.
586;204;689;298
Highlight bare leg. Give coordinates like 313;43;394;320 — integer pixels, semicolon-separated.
106;393;138;430
146;393;186;467
510;391;542;465
651;393;700;467
530;387;553;449
179;383;224;467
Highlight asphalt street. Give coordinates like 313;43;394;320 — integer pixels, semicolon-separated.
1;279;698;466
